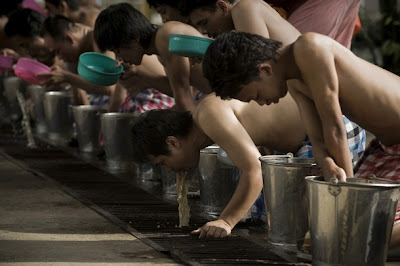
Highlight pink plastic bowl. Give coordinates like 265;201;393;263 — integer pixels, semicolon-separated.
14;58;51;84
0;54;14;70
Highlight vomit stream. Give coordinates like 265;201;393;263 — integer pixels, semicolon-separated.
176;170;190;227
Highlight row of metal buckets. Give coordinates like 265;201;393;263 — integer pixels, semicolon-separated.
29;86;400;266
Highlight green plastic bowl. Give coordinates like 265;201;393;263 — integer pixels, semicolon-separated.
169;34;213;57
78;52;123;86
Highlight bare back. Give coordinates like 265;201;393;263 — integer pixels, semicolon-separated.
193;93;306;153
232;0;301;46
294;33;400;145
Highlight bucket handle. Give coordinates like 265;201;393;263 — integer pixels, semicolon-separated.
328;177;341;196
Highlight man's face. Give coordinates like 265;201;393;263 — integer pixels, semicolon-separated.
235;74;287;106
147;138;200;172
155;5;189;24
10;35;55;66
112;41;145;66
43;35;80;63
190;7;233;38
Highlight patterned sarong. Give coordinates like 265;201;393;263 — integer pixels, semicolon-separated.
354;138;400;223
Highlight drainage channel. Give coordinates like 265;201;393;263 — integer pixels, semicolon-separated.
0;131;309;266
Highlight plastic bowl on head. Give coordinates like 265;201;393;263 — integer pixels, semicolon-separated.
169;34;213;57
78;52;123;86
14;57;51;84
0;54;14;70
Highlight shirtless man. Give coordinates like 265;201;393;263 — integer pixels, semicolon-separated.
94;3;212;111
202;31;400;247
44;0;101;27
130;92;364;238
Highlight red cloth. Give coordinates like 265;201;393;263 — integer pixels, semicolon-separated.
354;138;400;223
119;88;175;114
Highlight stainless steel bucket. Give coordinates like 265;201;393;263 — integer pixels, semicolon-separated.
72;105;106;153
259;155;321;246
43;91;73;141
198;147;240;217
101;112;138;170
27;85;47;134
306;176;400;266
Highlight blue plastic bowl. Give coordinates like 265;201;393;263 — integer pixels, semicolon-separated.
78;52;123;86
169;34;213;57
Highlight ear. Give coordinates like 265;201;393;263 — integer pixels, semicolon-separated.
166;136;181;150
60;0;68;13
64;33;74;45
216;0;229;13
259;62;273;76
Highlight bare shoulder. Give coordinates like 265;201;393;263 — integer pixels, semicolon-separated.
193;94;230;123
292;33;335;67
233;0;262;14
158;21;203;39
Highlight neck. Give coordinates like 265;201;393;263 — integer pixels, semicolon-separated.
190;123;214;151
144;29;159;55
276;43;301;80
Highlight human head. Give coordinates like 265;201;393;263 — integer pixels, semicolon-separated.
146;0;188;23
180;0;235;37
5;8;55;66
94;3;155;65
203;31;286;105
42;14;81;62
131;109;199;172
0;0;23;17
45;0;80;16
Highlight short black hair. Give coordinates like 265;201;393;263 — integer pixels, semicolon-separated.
94;3;156;52
131;110;193;163
147;0;181;9
45;0;80;11
42;15;75;41
4;8;45;38
0;0;23;17
202;31;282;99
179;0;235;16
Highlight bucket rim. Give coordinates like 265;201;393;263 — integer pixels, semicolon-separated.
259;155;317;167
72;105;107;112
101;112;140;119
200;147;219;154
305;175;400;188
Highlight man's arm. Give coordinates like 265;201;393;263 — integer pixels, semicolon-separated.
192;98;263;237
293;34;353;179
288;80;347;181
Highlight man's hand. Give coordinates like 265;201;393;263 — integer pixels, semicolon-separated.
191;219;232;238
38;65;69;87
322;161;347;182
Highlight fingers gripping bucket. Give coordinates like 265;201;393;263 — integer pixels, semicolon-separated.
198;147;240;217
306;176;400;266
101;112;139;170
72;105;106;153
259;155;321;246
44;91;73;141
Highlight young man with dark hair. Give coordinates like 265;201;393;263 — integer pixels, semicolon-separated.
179;0;360;48
146;0;188;23
4;8;55;66
94;2;211;111
202;31;400;247
130;91;364;238
44;0;100;27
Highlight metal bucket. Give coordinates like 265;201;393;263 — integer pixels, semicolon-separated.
259;155;321;246
306;176;400;266
72;105;106;153
43;91;73;141
198;147;240;217
27;85;47;134
101;112;138;170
